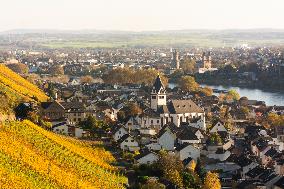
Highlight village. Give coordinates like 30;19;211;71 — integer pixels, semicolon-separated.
11;68;283;188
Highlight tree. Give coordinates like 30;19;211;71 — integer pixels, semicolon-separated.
79;116;109;137
102;68;168;86
182;172;201;189
80;75;94;84
49;65;64;76
180;57;196;74
123;103;142;117
199;86;213;96
140;179;166;189
226;90;240;101
210;132;222;145
6;63;29;74
195;158;206;179
178;76;199;92
157;151;184;188
203;172;221;189
267;113;284;127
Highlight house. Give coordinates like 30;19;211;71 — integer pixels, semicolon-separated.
262;148;278;166
176;127;201;144
40;101;87;124
118;134;140;152
251;138;271;159
146;143;162;151
233;155;259;178
188;117;205;130
52;122;69;135
207;148;231;161
157;128;176;151
124;116;140;131
134;151;159;165
137;108;161;131
175;143;200;161
62;102;87;125
210;120;227;133
113;125;128;142
40;101;65;121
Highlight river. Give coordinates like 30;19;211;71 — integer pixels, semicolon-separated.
168;83;284;106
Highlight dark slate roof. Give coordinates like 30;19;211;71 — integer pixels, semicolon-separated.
265;148;278;157
175;143;190;151
60;102;85;110
41;102;53;109
158;100;203;114
246;166;265;178
152;75;164;93
177;127;199;141
117;134;130;144
234;155;254;167
52;121;67;129
252;138;268;151
274;176;284;188
134;150;157;160
182;157;193;166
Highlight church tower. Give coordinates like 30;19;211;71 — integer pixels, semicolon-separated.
171;49;180;69
151;74;167;111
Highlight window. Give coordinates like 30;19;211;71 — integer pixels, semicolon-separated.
125;140;128;142
151;120;153;124
131;140;134;142
78;118;81;122
152;96;156;99
73;113;76;116
159;96;164;99
119;131;121;134
157;120;159;124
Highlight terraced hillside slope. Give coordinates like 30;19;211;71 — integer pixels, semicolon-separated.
0;64;48;114
0;120;127;189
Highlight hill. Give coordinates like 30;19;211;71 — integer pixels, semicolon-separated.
0;120;127;188
0;64;48;114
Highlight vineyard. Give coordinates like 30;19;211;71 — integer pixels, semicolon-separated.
0;64;48;114
0;120;127;188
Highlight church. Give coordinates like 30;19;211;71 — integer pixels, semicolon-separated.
150;75;206;130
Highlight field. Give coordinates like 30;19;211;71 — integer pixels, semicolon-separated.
0;65;49;114
0;120;127;188
35;30;284;48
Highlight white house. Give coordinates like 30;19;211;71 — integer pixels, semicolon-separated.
157;129;176;151
146;143;162;151
188;117;206;130
176;144;200;161
118;134;140;152
134;151;159;165
113;125;128;142
210;121;227;133
52;122;69;135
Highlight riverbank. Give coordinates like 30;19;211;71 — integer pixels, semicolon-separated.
168;82;284;106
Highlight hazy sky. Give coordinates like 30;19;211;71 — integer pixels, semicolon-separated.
0;0;283;31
